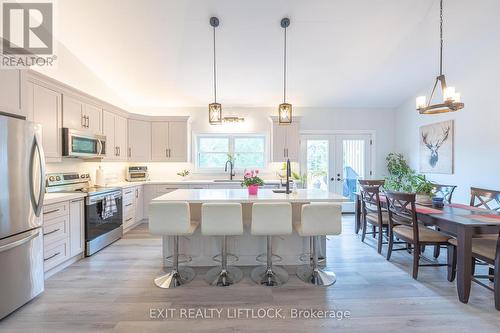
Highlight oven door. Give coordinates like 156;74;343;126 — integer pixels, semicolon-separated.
85;191;123;245
63;128;106;158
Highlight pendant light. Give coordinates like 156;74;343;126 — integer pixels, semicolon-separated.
278;17;292;124
209;17;222;124
416;0;464;115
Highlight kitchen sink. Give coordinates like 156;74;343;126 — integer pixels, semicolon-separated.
213;179;242;183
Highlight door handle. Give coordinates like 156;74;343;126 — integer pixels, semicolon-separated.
0;229;40;253
128;147;131;158
166;148;168;158
118;147;120;156
43;228;60;236
29;130;46;217
81;115;85;128
85;115;90;128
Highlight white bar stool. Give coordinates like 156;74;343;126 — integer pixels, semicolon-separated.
201;203;244;287
250;202;292;286
149;202;199;288
295;203;342;286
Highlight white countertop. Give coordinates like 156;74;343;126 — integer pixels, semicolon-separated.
109;179;282;187
44;192;87;205
153;189;348;203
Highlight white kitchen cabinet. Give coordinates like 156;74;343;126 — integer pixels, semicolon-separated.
114;114;128;160
103;110;128;161
271;120;300;162
29;82;63;162
62;95;102;134
151;122;169;161
122;185;144;232
128;119;151;161
69;199;84;256
42;198;84;275
0;68;22;117
135;186;144;222
151;121;188;162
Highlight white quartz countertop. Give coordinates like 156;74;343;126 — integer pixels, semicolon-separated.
44;192;87;205
109;179;282;187
153;189;348;203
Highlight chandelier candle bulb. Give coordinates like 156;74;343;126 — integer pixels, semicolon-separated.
416;96;427;109
443;86;456;101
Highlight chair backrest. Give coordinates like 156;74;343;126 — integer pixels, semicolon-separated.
384;191;419;240
149;202;191;235
470;187;500;211
431;184;457;204
300;203;342;236
201;203;243;236
251;203;292;236
358;179;385;187
360;185;383;218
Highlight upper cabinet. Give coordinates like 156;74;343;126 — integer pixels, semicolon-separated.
62;95;102;134
151;121;188;162
27;82;63;162
128;119;151;161
0;69;23;117
103;110;128;161
271;118;300;162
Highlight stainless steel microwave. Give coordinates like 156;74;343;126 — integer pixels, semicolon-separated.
62;128;106;158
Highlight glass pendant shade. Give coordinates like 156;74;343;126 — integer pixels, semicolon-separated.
208;103;222;124
278;103;292;124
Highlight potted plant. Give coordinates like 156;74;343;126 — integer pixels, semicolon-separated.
384;153;434;204
241;169;264;195
176;169;190;180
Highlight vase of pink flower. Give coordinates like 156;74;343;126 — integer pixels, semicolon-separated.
241;169;264;195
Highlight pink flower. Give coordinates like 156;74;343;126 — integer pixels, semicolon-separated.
255;170;259;174
244;172;251;178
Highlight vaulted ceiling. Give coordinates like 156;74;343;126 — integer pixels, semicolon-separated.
45;0;499;111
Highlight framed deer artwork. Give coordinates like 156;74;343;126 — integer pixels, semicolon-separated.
419;120;454;174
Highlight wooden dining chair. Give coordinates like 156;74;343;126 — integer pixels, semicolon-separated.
360;185;388;254
448;232;500;310
385;191;449;279
430;184;457;259
470;187;500;211
358;179;385;187
431;184;457;204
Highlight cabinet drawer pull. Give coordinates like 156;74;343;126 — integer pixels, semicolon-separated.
125;190;133;195
44;252;61;261
126;217;133;222
43;208;60;215
125;203;133;207
43;228;60;236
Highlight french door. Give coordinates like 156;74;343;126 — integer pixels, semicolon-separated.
301;133;372;212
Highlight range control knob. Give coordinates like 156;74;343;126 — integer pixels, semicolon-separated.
85;174;90;178
49;176;55;181
81;174;85;179
56;176;61;181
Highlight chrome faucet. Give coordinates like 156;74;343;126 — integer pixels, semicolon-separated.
285;158;291;194
224;160;235;180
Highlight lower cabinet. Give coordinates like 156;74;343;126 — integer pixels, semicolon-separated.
122;185;145;233
42;199;84;275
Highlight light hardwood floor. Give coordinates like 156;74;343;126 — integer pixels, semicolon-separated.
1;216;499;332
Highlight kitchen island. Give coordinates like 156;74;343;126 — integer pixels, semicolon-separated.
152;189;347;266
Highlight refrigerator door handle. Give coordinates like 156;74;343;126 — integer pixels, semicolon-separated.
0;229;40;253
29;130;46;217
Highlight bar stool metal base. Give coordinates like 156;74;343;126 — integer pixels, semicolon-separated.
251;265;289;287
154;267;195;289
205;266;243;287
296;266;336;286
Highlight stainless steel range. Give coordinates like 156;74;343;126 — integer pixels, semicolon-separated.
46;172;123;256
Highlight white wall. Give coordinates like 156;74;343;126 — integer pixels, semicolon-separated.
395;46;500;204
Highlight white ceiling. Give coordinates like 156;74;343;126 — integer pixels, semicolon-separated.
51;0;499;110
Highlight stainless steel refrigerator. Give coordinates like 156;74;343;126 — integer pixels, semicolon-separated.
0;111;46;319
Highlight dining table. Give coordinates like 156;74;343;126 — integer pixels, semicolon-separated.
354;193;500;305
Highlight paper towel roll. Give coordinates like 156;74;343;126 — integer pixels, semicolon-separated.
96;166;105;187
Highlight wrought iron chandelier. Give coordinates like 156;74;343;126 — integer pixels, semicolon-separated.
278;18;292;124
416;0;464;115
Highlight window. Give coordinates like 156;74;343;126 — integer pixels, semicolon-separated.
196;134;266;171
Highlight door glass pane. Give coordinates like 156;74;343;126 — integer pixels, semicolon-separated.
342;139;365;201
306;140;329;190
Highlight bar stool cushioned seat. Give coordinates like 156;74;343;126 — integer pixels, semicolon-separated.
202;203;244;286
149;202;199;288
250;203;292;286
